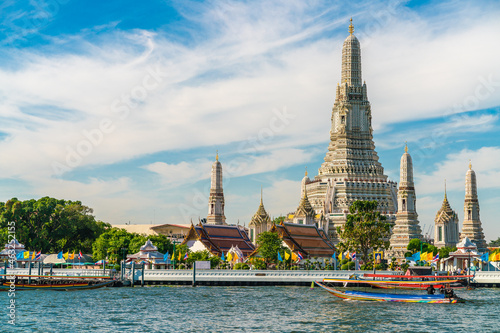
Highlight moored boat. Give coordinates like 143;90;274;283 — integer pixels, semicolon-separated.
314;281;465;303
1;276;115;291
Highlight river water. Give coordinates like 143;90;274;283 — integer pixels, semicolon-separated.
3;286;499;332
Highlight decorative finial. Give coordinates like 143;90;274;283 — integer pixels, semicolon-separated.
216;150;218;161
305;166;308;177
404;141;408;153
349;18;354;35
444;179;447;199
469;159;472;170
260;185;263;204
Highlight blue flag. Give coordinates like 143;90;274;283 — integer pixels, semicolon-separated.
57;251;63;259
16;252;24;259
278;252;283;262
163;252;169;262
221;252;225;261
332;252;336;259
480;253;489;262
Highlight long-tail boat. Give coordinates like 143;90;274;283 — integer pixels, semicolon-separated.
1;274;115;291
314;281;465;303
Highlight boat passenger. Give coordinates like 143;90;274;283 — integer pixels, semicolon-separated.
426;285;435;295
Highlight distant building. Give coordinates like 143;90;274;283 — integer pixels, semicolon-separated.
389;145;423;259
181;223;255;258
206;152;226;225
434;185;460;248
460;162;487;252
248;189;272;244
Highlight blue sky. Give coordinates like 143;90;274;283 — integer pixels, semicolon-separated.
0;0;499;242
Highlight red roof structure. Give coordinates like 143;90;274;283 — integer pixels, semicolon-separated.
273;222;336;258
181;223;255;257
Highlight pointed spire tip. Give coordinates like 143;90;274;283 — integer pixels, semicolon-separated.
349;18;354;35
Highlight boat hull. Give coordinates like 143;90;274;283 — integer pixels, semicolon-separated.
1;280;115;291
314;282;464;303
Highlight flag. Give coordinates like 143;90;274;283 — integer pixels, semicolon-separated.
310;281;314;289
291;252;298;261
346;252;350;259
333;252;336;260
178;251;182;261
31;251;36;260
284;252;290;260
24;251;30;259
428;252;435;261
184;252;188;260
431;253;439;262
221;252;225;261
16;252;24;259
35;251;42;260
351;252;356;260
63;252;69;260
78;251;83;260
297;252;303;261
233;253;238;262
69;251;75;260
420;252;427;261
57;251;63;259
227;252;233;262
277;252;283;262
163;252;169;262
479;253;488;262
413;251;421;261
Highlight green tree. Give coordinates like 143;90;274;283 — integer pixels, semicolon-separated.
272;216;285;225
438;246;457;259
336;200;391;263
489;237;500;247
186;250;221;269
256;231;286;265
0;197;108;253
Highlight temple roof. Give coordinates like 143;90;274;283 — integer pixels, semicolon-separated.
249;191;271;227
295;191;314;218
181;223;255;257
457;237;477;250
140;239;158;252
272;222;336;257
435;191;456;223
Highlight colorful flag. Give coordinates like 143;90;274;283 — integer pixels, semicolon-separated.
479;253;488;262
63;252;69;260
69;251;75;260
332;252;336;260
338;252;343;260
31;251;36;260
284;252;290;260
16;252;24;259
57;251;63;259
428;252;435;261
277;252;283;262
297;252;303;261
291;252;298;261
227;252;233;262
35;251;42;260
178;251;182;261
221;252;225;261
351;252;356;260
420;252;427;261
413;251;421;262
234;253;238;262
163;252;169;262
184;252;188;260
24;251;30;259
78;251;83;260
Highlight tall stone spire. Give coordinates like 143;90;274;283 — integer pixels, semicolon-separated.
461;162;487;251
434;183;459;248
207;152;226;225
307;18;396;243
389;145;422;259
248;187;271;243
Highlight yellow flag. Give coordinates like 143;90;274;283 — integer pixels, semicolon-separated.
23;251;30;259
421;252;427;261
428;252;434;261
69;251;75;260
234;253;238;262
284;252;290;260
63;251;69;260
227;252;233;262
291;252;298;261
178;251;182;261
31;251;36;260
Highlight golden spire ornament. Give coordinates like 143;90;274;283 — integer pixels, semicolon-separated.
349;18;354;35
404;141;408;153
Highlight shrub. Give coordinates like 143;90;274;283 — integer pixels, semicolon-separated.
233;263;250;270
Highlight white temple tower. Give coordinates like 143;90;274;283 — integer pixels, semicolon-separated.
389;144;422;258
434;184;459;248
461;162;487;252
303;19;397;243
206;152;226;225
248;188;272;244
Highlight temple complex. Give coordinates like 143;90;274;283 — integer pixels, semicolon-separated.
434;184;460;248
460;162;487;252
388;145;423;259
300;19;397;243
206;152;226;225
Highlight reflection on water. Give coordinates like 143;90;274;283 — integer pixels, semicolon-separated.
3;286;499;332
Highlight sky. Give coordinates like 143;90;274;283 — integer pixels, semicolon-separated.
0;0;499;242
